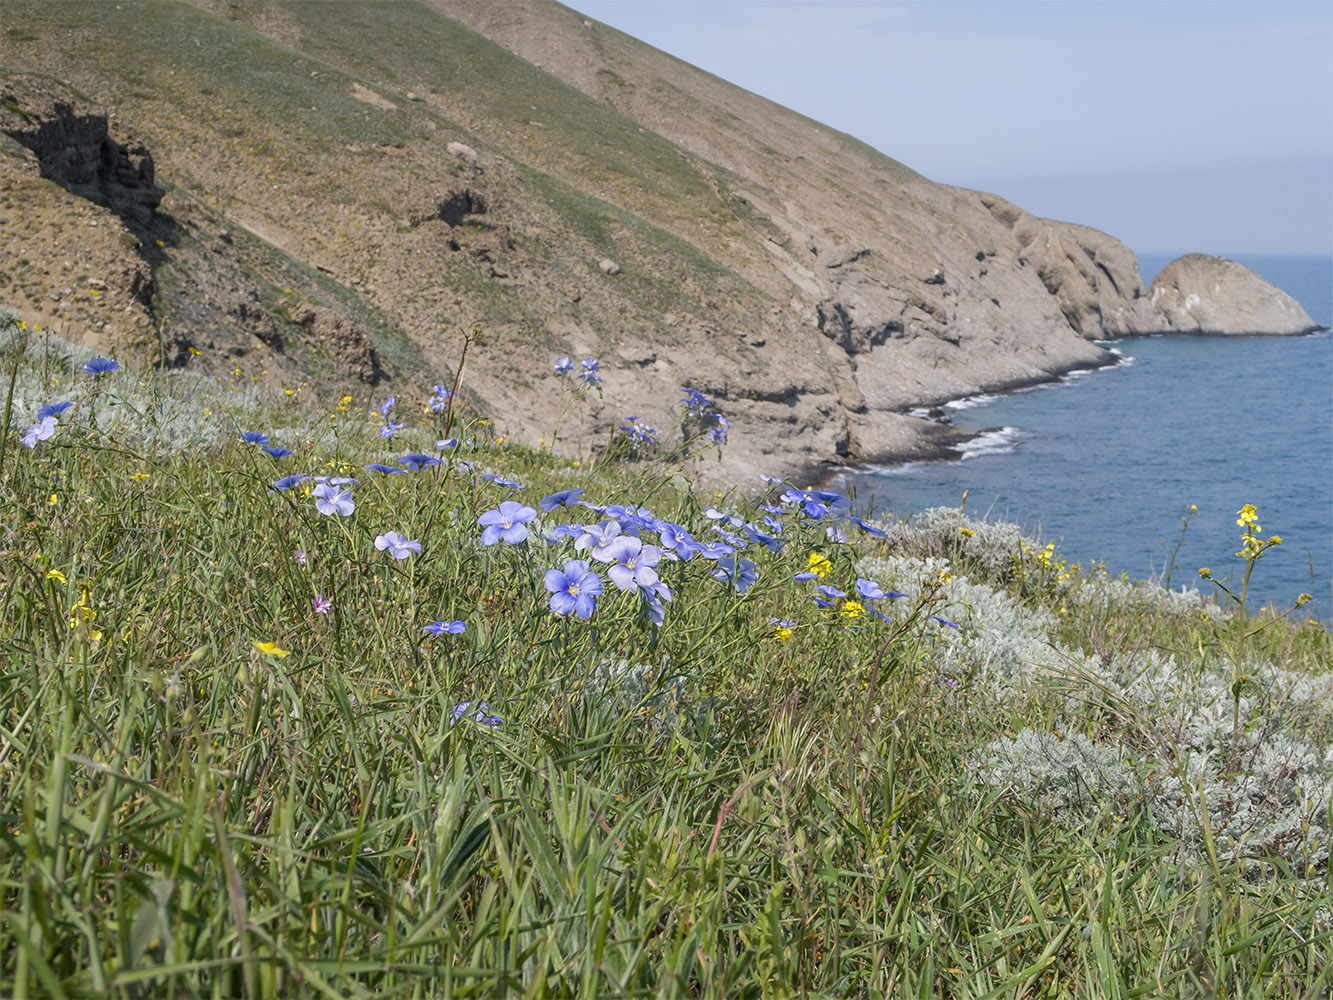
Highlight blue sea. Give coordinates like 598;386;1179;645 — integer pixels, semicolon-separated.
841;253;1333;620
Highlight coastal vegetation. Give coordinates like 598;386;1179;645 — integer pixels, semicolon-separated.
2;315;1328;997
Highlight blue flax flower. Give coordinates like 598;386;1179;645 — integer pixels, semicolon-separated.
605;537;662;592
641;580;673;626
539;488;584;512
273;474;308;491
849;516;889;539
930;615;961;630
856;578;887;601
313;483;355;517
580;358;602;387
424;620;467;635
682;387;712;414
398;453;441;470
711;556;758;594
480;473;525;490
545;559;603;618
241;430;270;447
37;401;72;420
478;500;537;545
375;531;422;559
364;463;408;475
82;356;119;375
22;416;57;448
263;446;294;459
428;385;451;412
554;356;573;375
450;701;502;727
574;521;626;561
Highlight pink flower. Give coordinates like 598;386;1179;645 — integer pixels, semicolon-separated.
312;594;332;614
295;549;307;565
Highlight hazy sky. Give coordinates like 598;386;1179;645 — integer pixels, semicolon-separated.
574;0;1332;256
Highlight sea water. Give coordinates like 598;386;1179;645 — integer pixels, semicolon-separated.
841;254;1333;620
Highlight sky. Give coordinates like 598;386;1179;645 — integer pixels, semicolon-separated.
573;0;1333;257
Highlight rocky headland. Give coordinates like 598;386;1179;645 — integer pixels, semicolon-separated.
0;0;1322;485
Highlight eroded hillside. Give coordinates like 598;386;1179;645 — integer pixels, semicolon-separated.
1;0;1163;481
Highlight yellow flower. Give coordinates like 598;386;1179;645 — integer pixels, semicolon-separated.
959;527;975;537
1297;593;1313;606
48;494;58;505
840;601;864;619
772;623;793;641
807;552;832;578
1236;504;1259;528
46;569;67;584
1198;567;1211;578
129;472;150;481
254;640;291;658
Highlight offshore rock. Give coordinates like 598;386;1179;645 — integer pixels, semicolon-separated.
1145;255;1323;336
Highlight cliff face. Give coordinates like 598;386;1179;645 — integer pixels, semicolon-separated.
0;1;1307;484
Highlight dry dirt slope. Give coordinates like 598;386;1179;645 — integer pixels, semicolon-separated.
1;0;1164;482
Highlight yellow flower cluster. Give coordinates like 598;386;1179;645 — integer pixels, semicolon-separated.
807;552;832;578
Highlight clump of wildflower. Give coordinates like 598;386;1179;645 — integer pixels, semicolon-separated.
617;417;659;452
580;358;602;388
375;396;404;438
428;384;451;412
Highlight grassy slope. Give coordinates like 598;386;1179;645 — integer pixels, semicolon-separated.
0;322;1328;997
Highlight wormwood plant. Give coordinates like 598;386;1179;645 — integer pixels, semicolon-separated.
1;325;1328;998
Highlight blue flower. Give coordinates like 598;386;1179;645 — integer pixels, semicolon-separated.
437;437;460;450
580;358;602;387
605;537;662;592
82;356;120;375
554;356;573;375
241;430;270;447
849;516;889;539
711;556;758;594
641;580;673;626
930;615;961;630
379;420;404;439
450;701;502;727
478;500;537;545
428;385;451;412
374;531;422;559
742;524;784;553
855;578;887;601
706;414;729;445
423;620;466;635
378;395;397;417
825;525;849;544
698;541;735;560
313;483;355;517
544;522;587;542
682;387;712;414
398;453;441;470
480;473;525;490
21;416;57;448
364;463;408;475
37;401;72;420
815;584;846;601
273;474;308;491
263;446;294;459
539;488;584;512
544;559;603;618
574;521;625;562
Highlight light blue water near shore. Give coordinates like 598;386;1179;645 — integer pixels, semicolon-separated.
842;255;1333;620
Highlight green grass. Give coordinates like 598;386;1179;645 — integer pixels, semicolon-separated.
0;322;1328;997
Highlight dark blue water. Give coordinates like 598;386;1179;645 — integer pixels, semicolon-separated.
844;255;1333;620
